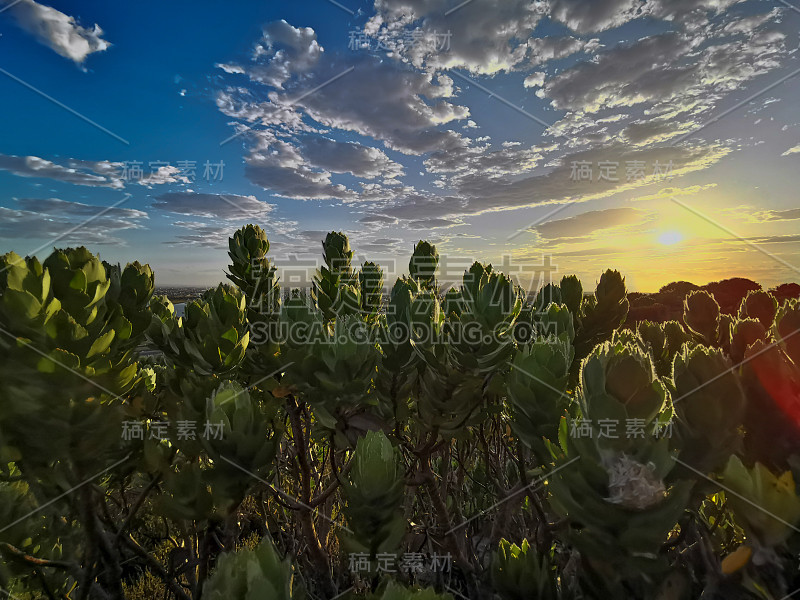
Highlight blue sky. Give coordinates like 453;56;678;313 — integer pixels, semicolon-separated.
1;0;800;291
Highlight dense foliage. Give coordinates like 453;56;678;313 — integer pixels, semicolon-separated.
1;226;800;599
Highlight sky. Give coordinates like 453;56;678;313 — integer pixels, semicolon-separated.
1;0;800;292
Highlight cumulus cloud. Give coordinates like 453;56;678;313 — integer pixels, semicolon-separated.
523;72;546;88
139;165;192;187
539;32;700;114
227;20;323;89
242;134;355;201
212;4;791;250
425;141;542;180
548;0;642;34
218;46;470;198
0;198;146;245
644;0;746;24
7;0;110;64
533;12;787;151
271;58;468;155
527;36;594;66
438;143;729;217
366;0;544;74
547;0;748;34
301;138;404;179
378;194;467;221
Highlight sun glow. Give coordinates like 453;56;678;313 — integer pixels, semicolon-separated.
658;231;684;246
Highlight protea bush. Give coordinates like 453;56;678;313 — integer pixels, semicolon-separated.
1;227;799;600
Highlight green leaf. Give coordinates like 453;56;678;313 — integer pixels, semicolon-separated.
221;326;239;345
87;330;116;358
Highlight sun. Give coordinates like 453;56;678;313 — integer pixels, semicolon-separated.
658;231;684;246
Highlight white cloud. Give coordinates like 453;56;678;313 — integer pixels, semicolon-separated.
0;154;194;189
274;58;468;155
366;0;544;75
539;32;700;114
425;141;542;180
211;6;790;243
0;154;124;188
523;72;546;88
222;20;323;89
7;0;110;64
215;63;246;74
644;0;746;24
139;165;192;187
301;137;404;179
548;0;642;34
535;13;787;148
527;36;597;67
217;48;471;198
243;134;355;201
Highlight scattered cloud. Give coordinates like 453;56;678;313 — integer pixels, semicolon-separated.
139;165;192;187
536;12;786;149
7;0;110;65
218;47;470;199
0;154;195;189
163;221;237;249
236;20;322;88
548;0;641;35
0;154;124;188
300;137;404;180
527;36;596;67
366;0;544;75
0;197;146;245
152;192;275;220
201;5;797;287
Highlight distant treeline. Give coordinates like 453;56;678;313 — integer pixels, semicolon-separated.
627;279;800;325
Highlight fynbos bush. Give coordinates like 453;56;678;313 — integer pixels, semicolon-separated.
1;228;799;599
